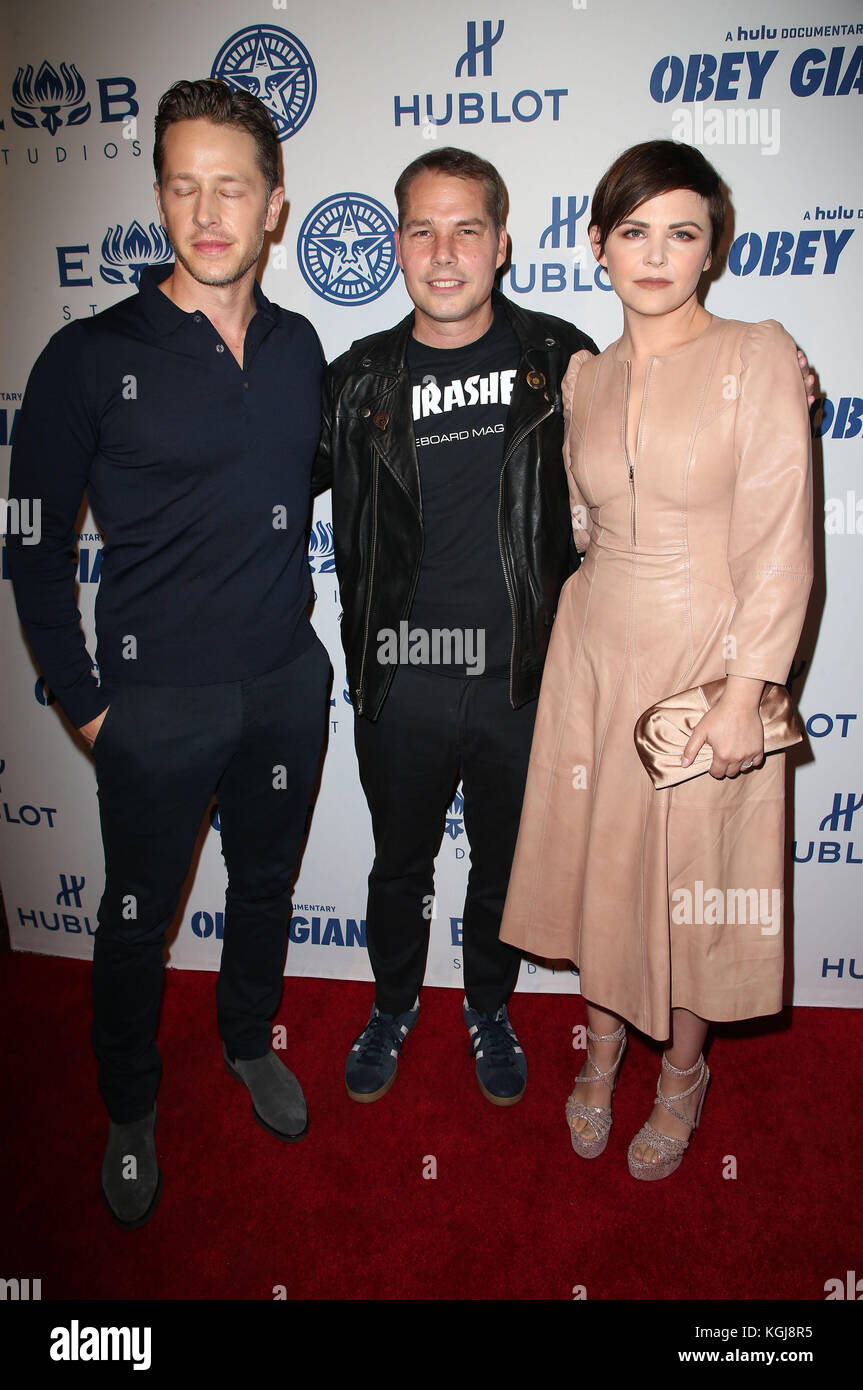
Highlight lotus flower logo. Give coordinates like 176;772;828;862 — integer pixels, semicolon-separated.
12;61;90;136
100;221;172;286
307;519;335;573
445;787;465;841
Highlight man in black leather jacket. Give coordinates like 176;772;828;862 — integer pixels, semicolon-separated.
313;147;597;1107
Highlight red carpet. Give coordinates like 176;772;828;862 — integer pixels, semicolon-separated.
2;951;860;1301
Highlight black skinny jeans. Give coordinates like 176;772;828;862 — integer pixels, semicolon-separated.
354;666;535;1017
91;638;330;1122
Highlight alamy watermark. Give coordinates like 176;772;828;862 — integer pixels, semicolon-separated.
0;496;41;545
377;621;485;675
671;105;781;156
50;1321;151;1370
671;880;780;935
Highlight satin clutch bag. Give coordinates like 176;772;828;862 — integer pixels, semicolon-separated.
634;679;803;790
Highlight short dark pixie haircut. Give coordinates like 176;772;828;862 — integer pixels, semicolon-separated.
394;146;509;231
153;78;280;197
590;140;725;257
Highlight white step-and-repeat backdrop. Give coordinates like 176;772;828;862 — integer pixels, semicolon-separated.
1;0;860;1006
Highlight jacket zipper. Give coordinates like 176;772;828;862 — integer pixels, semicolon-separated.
386;386;425;705
500;397;554;705
355;369;424;715
355;456;380;715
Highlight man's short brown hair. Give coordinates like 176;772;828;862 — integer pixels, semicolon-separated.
394;146;509;230
153;78;280;196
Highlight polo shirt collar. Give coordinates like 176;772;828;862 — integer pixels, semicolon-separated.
137;262;276;336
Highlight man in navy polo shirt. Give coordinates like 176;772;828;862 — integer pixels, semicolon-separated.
7;79;330;1229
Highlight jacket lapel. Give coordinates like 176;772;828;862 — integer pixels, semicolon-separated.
495;291;558;462
502;347;555;463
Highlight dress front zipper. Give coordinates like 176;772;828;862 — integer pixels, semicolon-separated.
623;359;653;549
623;362;637;548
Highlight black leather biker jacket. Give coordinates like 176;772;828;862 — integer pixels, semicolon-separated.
312;290;598;719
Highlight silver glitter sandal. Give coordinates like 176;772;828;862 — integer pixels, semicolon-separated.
565;1023;627;1158
627;1051;710;1181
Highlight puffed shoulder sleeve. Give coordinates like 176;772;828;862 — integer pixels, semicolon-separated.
725;319;814;685
561;349;593;553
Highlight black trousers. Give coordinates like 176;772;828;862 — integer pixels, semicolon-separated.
353;666;536;1017
91;638;330;1123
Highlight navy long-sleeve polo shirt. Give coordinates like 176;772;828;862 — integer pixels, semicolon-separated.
7;263;324;729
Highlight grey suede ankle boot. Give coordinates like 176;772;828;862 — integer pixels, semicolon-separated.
101;1105;161;1229
223;1044;308;1140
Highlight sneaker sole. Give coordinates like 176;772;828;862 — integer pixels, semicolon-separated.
224;1059;309;1141
477;1076;526;1107
346;1066;398;1104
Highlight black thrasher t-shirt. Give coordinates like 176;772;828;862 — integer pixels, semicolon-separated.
405;309;519;677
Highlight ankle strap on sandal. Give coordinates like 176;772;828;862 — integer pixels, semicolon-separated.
661;1050;703;1078
654;1053;707;1126
586;1023;626;1043
576;1025;627;1088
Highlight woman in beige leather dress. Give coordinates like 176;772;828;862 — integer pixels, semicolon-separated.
499;141;813;1180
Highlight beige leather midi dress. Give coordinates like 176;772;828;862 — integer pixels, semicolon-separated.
499;317;814;1039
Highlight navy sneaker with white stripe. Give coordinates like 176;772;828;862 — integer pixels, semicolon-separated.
463;998;527;1106
345;999;420;1102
